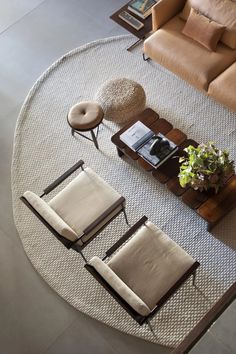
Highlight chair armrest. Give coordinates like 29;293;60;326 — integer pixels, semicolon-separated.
152;0;186;31
42;160;84;196
83;196;125;235
87;256;151;317
104;216;148;259
20;195;76;249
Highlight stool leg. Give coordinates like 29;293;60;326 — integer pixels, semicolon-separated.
71;128;75;136
91;129;99;149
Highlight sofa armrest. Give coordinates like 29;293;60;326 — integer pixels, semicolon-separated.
152;0;186;31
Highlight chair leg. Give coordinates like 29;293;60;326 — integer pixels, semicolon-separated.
192;270;197;286
146;319;157;339
79;251;88;263
91;129;99;149
123;208;130;226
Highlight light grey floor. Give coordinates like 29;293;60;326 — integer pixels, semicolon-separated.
0;1;235;353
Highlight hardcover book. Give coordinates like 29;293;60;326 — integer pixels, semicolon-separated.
120;121;154;151
128;0;157;19
120;121;178;168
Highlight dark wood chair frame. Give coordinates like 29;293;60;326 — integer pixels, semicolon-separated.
20;160;129;260
85;216;200;327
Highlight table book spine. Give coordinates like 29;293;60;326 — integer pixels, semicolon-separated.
127;0;157;19
127;6;152;19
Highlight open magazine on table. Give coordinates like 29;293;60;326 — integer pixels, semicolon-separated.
120;121;178;168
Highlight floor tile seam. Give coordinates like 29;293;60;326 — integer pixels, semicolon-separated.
0;226;22;249
209;329;234;352
0;0;48;37
42;316;78;354
0;197;26;247
43;314;118;354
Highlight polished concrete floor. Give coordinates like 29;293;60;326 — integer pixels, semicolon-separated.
0;1;235;353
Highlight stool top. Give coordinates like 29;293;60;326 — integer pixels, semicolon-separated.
68;101;104;131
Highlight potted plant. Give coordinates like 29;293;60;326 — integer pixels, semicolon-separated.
178;142;235;193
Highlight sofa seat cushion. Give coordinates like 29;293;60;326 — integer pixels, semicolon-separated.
208;62;236;112
180;0;236;49
143;16;236;91
89;256;151;317
108;221;195;311
49;167;122;239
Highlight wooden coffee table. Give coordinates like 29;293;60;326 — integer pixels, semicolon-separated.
111;108;236;231
110;3;152;51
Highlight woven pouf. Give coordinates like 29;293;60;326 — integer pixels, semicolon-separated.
95;78;146;123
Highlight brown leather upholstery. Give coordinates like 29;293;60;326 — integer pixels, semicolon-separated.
68;101;103;130
144;16;236;91
152;0;186;31
144;0;236;112
208;62;236;112
180;0;236;49
182;8;226;51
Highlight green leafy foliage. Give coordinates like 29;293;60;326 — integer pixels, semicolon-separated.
178;142;235;193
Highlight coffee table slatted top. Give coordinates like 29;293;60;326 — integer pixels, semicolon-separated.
111;108;236;231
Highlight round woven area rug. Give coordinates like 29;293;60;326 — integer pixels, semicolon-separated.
12;35;236;348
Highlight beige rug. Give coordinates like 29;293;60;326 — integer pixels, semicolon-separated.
12;35;236;348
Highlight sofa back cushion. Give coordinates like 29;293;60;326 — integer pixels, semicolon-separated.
180;0;236;49
182;8;225;51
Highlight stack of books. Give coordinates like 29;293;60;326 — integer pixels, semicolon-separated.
128;0;157;19
120;121;178;168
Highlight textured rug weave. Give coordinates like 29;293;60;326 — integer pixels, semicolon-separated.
12;35;236;348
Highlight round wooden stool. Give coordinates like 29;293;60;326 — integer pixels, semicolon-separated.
67;101;104;149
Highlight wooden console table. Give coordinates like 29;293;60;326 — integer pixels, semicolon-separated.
111;108;236;231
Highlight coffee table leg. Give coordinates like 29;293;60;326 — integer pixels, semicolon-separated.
117;147;124;157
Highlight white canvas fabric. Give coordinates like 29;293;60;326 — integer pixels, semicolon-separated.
89;256;151;316
48;167;122;237
23;191;78;241
108;221;196;310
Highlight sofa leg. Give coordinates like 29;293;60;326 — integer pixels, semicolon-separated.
143;53;150;62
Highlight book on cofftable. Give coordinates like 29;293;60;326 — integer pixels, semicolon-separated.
120;121;154;151
138;133;178;168
119;121;178;168
128;0;157;19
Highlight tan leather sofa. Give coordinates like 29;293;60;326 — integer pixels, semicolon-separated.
143;0;236;112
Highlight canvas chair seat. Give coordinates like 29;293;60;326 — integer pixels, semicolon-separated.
48;167;123;244
86;217;199;325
